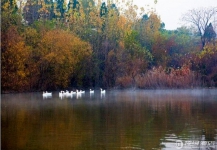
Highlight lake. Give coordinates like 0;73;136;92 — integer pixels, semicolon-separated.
1;89;217;150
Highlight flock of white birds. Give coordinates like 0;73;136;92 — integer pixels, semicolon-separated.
42;88;106;98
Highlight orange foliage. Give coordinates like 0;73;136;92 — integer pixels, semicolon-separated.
116;76;133;88
135;65;201;89
1;26;31;92
36;29;92;90
194;44;217;86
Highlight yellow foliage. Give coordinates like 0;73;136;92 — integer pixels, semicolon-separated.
2;26;30;91
37;29;92;89
2;2;10;11
199;44;217;59
139;12;161;41
23;27;39;48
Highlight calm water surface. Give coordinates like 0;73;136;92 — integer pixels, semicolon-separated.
2;89;217;150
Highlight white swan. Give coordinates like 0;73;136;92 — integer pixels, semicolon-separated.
100;88;106;93
76;92;81;99
59;91;65;97
64;90;73;96
80;90;85;94
71;91;76;94
43;91;52;96
76;89;82;94
90;89;94;93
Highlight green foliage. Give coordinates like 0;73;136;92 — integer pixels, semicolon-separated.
31;19;56;32
1;12;22;32
159;26;197;68
1;0;22;32
124;31;153;62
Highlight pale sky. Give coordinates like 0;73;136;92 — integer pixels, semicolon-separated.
133;0;217;30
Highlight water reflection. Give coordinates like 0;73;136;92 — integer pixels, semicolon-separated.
43;95;52;99
100;93;105;99
1;89;217;150
76;93;82;99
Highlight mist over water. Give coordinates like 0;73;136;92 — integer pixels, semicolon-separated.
2;89;217;150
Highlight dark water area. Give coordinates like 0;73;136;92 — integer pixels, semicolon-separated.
1;89;217;150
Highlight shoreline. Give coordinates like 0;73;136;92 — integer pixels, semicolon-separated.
2;86;216;94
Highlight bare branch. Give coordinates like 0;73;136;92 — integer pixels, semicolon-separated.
182;7;217;48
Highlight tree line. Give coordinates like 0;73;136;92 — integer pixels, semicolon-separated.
1;0;217;92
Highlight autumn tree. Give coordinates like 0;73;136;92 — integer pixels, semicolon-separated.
115;31;153;87
193;44;217;86
1;0;31;92
182;7;217;48
137;13;161;49
160;26;197;68
134;12;164;67
2;26;31;92
1;0;21;31
36;29;92;90
3;0;217;91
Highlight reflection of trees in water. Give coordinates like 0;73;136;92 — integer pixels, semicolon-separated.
141;94;217;142
1;93;217;150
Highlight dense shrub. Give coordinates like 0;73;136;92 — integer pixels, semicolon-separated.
135;65;201;89
114;65;201;89
116;76;133;88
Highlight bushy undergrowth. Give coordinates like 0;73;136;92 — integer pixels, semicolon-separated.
116;76;133;88
116;65;202;89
